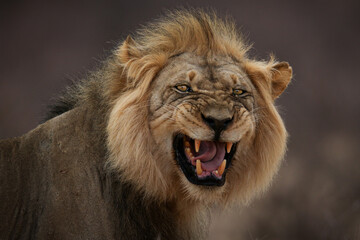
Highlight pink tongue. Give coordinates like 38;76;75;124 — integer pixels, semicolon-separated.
192;141;226;172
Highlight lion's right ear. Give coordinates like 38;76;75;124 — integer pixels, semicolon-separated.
269;62;292;99
117;35;141;64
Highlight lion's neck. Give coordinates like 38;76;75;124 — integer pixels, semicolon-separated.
168;197;211;240
109;175;210;239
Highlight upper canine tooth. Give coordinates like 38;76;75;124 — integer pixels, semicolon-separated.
195;139;201;153
218;159;227;176
226;142;233;153
196;160;203;175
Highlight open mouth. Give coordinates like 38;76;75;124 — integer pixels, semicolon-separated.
173;134;237;186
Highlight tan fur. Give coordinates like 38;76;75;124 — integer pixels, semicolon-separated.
106;9;292;236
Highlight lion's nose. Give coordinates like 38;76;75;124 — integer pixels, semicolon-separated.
201;114;233;140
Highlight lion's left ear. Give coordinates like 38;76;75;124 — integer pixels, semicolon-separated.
269;62;292;99
117;35;141;64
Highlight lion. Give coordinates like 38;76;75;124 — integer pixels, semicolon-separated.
0;10;292;240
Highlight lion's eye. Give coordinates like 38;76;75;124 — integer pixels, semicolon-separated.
233;89;246;96
175;85;192;93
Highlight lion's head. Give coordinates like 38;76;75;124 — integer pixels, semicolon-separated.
106;10;292;205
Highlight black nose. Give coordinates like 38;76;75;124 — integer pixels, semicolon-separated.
201;114;233;140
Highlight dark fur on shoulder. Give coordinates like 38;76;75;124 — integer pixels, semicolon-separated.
44;84;80;121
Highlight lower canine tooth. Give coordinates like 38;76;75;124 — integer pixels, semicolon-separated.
218;159;226;176
226;142;233;153
196;160;203;175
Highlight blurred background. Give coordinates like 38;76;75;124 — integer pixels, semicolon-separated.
1;0;359;239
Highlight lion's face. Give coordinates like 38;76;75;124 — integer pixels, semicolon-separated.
108;12;292;204
149;52;257;190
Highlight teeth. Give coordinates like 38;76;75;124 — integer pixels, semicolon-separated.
226;142;233;153
185;147;194;159
196;160;203;175
218;159;226;176
194;139;201;153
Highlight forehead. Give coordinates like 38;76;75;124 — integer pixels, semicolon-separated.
161;52;253;90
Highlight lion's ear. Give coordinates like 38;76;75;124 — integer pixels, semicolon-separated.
270;62;292;99
117;35;140;64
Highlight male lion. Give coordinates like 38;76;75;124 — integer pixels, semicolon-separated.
0;10;292;240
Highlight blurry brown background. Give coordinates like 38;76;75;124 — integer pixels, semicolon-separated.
1;0;359;239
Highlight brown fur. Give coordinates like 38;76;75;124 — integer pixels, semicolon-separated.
0;9;292;239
